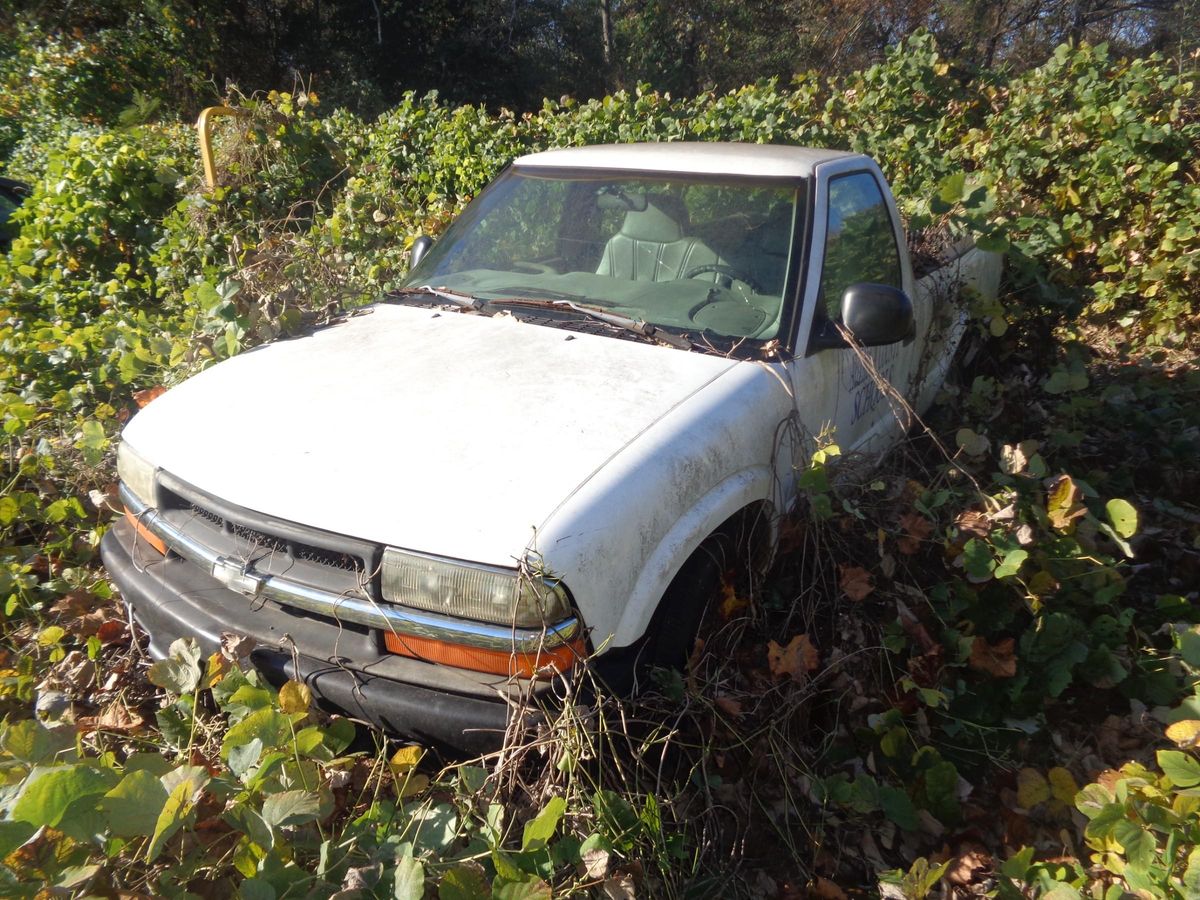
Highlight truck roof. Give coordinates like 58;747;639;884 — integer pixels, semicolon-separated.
513;142;856;179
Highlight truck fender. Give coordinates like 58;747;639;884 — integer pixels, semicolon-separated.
610;465;776;648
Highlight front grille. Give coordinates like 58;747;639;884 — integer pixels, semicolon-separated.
295;544;362;574
188;502;223;529
230;521;291;557
159;481;376;588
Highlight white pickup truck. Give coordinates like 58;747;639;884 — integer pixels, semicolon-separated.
102;143;1001;750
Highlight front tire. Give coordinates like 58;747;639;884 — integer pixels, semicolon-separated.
644;538;731;670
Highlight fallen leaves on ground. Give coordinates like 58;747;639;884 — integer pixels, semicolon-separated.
767;634;820;681
1046;474;1087;531
839;565;874;601
720;579;749;619
1166;719;1200;749
1016;768;1050;809
897;513;933;555
715;695;744;718
968;636;1017;678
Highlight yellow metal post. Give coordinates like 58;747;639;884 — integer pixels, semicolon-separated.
196;106;244;190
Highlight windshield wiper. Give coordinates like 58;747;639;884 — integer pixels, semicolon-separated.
397;285;487;311
493;297;695;351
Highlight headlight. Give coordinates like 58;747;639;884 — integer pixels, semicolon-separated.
117;441;158;508
381;547;571;627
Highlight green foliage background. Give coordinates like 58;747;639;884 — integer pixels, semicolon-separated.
0;27;1199;897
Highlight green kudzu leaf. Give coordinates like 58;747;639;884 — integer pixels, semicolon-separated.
261;789;323;831
100;769;169;838
1084;801;1126;840
938;172;966;204
222;708;291;759
1105;498;1138;539
955;427;989;457
975;233;1010;253
0;496;19;526
879;785;919;831
146;769;208;862
1074;783;1113;818
223;803;274;851
409;802;458;855
11;764;119;828
522;796;566;851
437;864;490;900
1;719;73;765
961;538;996;582
75;419;108;465
1182;847;1200;897
1157;750;1200;787
228;738;264;778
995;548;1028;579
1112;819;1156;874
322;717;357;756
0;821;36;860
239;878;276;900
492;876;553;900
393;852;425;900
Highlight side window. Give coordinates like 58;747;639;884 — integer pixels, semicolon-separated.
819;172;901;320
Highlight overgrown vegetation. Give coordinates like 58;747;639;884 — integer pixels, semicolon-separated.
1;30;1198;896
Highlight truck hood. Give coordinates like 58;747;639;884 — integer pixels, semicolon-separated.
122;303;738;565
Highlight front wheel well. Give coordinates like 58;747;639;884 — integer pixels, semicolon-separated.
639;499;774;672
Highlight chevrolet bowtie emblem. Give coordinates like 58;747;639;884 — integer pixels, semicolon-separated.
211;556;265;598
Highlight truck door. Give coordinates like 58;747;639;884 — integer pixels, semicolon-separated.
797;160;920;457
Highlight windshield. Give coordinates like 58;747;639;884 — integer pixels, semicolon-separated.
402;169;803;344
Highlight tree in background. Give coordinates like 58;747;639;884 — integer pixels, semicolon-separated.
0;0;1195;145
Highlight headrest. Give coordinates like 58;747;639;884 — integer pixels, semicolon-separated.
619;197;685;243
756;202;794;255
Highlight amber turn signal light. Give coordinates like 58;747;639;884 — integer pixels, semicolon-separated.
383;629;585;679
124;507;167;556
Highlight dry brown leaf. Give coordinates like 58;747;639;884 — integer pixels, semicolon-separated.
96;619;126;645
776;517;806;554
768;634;820;681
897;512;934;555
220;632;255;661
601;874;636;900
133;385;167;408
1046;474;1087;531
78;702;144;735
839;565;874;601
719;579;748;619
69;609;114;638
808;876;848;899
955;509;991;539
944;847;992;886
49;589;95;619
98;702;144;732
715;694;744;718
968;636;1017;678
580;846;610;880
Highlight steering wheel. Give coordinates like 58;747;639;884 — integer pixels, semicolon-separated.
683;263;762;295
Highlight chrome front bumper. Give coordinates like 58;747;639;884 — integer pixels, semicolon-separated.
119;484;580;654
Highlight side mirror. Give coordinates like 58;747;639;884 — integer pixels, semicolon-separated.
409;235;434;270
839;283;914;346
